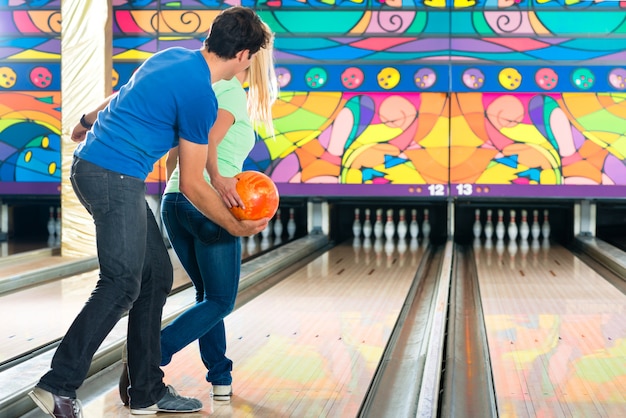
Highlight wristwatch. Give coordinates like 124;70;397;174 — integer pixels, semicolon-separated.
80;114;93;129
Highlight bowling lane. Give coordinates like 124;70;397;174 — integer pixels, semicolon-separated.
33;239;427;417
474;240;626;418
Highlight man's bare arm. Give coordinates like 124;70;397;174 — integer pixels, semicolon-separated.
178;138;267;237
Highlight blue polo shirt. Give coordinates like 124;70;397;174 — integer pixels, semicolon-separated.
75;47;217;180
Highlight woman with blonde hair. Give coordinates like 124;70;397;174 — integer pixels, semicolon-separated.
119;31;278;405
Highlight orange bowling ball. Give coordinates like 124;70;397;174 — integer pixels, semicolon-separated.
230;171;279;221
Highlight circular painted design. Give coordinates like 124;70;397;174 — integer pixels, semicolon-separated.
571;68;595;90
0;66;17;88
414;68;436;89
305;67;327;89
608;68;626;90
498;67;522;90
377;67;400;90
30;66;52;88
275;67;292;88
462;68;484;90
341;67;364;90
535;68;558;90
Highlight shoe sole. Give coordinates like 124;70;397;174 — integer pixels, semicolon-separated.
28;390;55;417
213;395;231;402
130;406;202;415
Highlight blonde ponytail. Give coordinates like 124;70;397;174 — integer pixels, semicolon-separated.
247;27;278;140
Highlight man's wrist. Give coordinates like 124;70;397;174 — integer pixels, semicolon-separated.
80;114;93;129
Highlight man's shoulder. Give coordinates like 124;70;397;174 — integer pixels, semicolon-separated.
152;47;197;60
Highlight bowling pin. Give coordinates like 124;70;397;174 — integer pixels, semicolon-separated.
274;234;282;246
397;209;408;240
422;209;431;240
507;209;518;242
352;208;361;238
472;208;482;239
273;209;283;240
542;209;551;242
495;209;505;240
409;208;419;239
484;209;494;240
373;208;384;239
261;219;272;239
287;208;296;239
519;209;530;241
384;209;395;241
260;235;271;251
362;208;372;238
531;209;541;240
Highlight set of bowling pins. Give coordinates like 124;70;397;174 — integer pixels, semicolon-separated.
352;207;431;241
473;208;550;242
47;206;61;247
473;208;551;267
352;208;430;268
242;207;296;257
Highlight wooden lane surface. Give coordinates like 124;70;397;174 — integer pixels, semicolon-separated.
79;239;426;417
0;240;50;259
0;251;68;279
474;240;626;418
0;251;189;363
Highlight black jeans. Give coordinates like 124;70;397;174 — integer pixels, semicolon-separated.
38;157;171;408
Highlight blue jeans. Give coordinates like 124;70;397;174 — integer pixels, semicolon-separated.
160;192;241;385
38;157;170;408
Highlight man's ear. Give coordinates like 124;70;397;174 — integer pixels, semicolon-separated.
237;49;250;62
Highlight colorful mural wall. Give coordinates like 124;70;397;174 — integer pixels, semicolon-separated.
0;1;625;199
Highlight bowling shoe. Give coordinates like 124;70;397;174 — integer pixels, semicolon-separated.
118;341;130;405
29;386;83;418
212;384;232;401
119;364;130;406
130;385;202;414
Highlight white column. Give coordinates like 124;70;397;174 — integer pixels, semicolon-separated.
60;0;112;257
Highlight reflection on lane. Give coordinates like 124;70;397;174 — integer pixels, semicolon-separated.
474;239;626;418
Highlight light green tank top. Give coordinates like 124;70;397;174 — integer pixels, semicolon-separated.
164;76;255;194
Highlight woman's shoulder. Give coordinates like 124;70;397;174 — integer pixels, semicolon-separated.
213;77;245;98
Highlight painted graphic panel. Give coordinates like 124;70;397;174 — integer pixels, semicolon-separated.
0;1;624;198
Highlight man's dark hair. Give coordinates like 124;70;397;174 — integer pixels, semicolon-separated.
204;6;270;59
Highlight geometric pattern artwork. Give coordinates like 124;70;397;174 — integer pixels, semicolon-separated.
0;1;625;198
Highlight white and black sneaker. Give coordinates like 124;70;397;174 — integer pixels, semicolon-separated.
211;385;232;402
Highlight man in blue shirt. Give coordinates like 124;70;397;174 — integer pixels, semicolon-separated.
29;7;270;417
